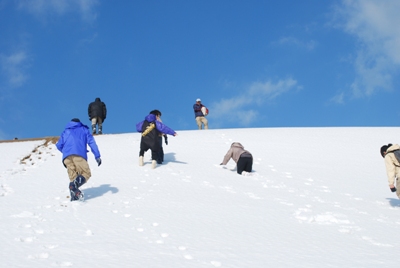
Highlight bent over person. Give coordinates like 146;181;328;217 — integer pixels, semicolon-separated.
380;143;400;199
56;118;102;201
88;97;107;134
136;110;177;169
220;142;253;176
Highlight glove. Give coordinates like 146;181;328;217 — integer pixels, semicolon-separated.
164;135;168;145
96;157;102;166
391;187;397;192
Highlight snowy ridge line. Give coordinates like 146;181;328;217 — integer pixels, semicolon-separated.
0;136;59;144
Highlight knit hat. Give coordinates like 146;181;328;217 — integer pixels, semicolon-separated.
150;110;162;116
196;98;201;102
380;143;393;157
71;118;81;123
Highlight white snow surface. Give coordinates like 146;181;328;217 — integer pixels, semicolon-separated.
1;127;399;267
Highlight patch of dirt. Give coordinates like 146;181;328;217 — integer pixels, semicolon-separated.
18;137;59;165
0;136;59;144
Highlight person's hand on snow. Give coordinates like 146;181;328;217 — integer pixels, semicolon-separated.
96;157;102;166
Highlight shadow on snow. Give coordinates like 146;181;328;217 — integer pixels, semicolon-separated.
83;184;119;200
386;198;400;207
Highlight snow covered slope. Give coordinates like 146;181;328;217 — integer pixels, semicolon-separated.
1;127;399;267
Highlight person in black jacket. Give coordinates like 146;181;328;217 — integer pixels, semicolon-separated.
88;98;107;134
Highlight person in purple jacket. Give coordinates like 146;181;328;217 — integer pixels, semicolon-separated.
56;118;101;201
136;110;177;169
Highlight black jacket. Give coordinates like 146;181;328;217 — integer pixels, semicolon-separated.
140;119;161;150
88;98;107;121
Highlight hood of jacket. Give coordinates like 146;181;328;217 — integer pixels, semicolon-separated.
231;142;244;150
65;121;86;130
145;114;156;123
387;144;400;153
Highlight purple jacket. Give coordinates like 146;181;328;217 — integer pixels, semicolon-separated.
136;114;176;135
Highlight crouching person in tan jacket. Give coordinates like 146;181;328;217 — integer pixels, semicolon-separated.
220;142;253;176
380;143;400;198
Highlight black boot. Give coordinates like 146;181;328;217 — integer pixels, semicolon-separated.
98;125;102;135
74;175;86;187
92;124;96;135
69;175;86;201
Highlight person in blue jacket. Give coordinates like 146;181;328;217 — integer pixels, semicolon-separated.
136;110;177;169
56;118;102;201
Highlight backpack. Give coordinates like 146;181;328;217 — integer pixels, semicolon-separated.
388;150;400;166
201;106;209;116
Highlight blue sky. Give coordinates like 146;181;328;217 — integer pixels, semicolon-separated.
1;0;400;139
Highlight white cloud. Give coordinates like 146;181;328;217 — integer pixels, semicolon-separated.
0;51;30;88
330;92;345;104
17;0;98;22
334;0;400;97
210;78;300;126
275;36;317;51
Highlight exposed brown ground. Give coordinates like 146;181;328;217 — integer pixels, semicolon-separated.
0;136;59;144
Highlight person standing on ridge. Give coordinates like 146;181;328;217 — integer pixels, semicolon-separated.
136;110;177;169
56;118;102;201
380;143;400;199
193;98;208;130
88;97;107;134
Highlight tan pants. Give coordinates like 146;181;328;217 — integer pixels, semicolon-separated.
63;155;91;182
91;117;103;127
195;116;208;130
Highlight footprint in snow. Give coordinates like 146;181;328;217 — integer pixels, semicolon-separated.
28;252;49;259
221;186;236;194
245;192;263;200
86;230;93;236
211;261;222;267
362;236;393;247
15;236;35;242
55;261;73;267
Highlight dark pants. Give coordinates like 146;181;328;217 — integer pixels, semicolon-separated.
139;140;159;160
237;156;253;174
157;136;164;164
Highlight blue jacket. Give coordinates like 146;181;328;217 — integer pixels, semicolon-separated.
56;121;101;163
136;114;176;135
193;103;205;118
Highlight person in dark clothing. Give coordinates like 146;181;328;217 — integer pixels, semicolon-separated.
136;110;177;169
88;98;107;135
56;118;102;201
158;133;168;164
151;110;168;164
